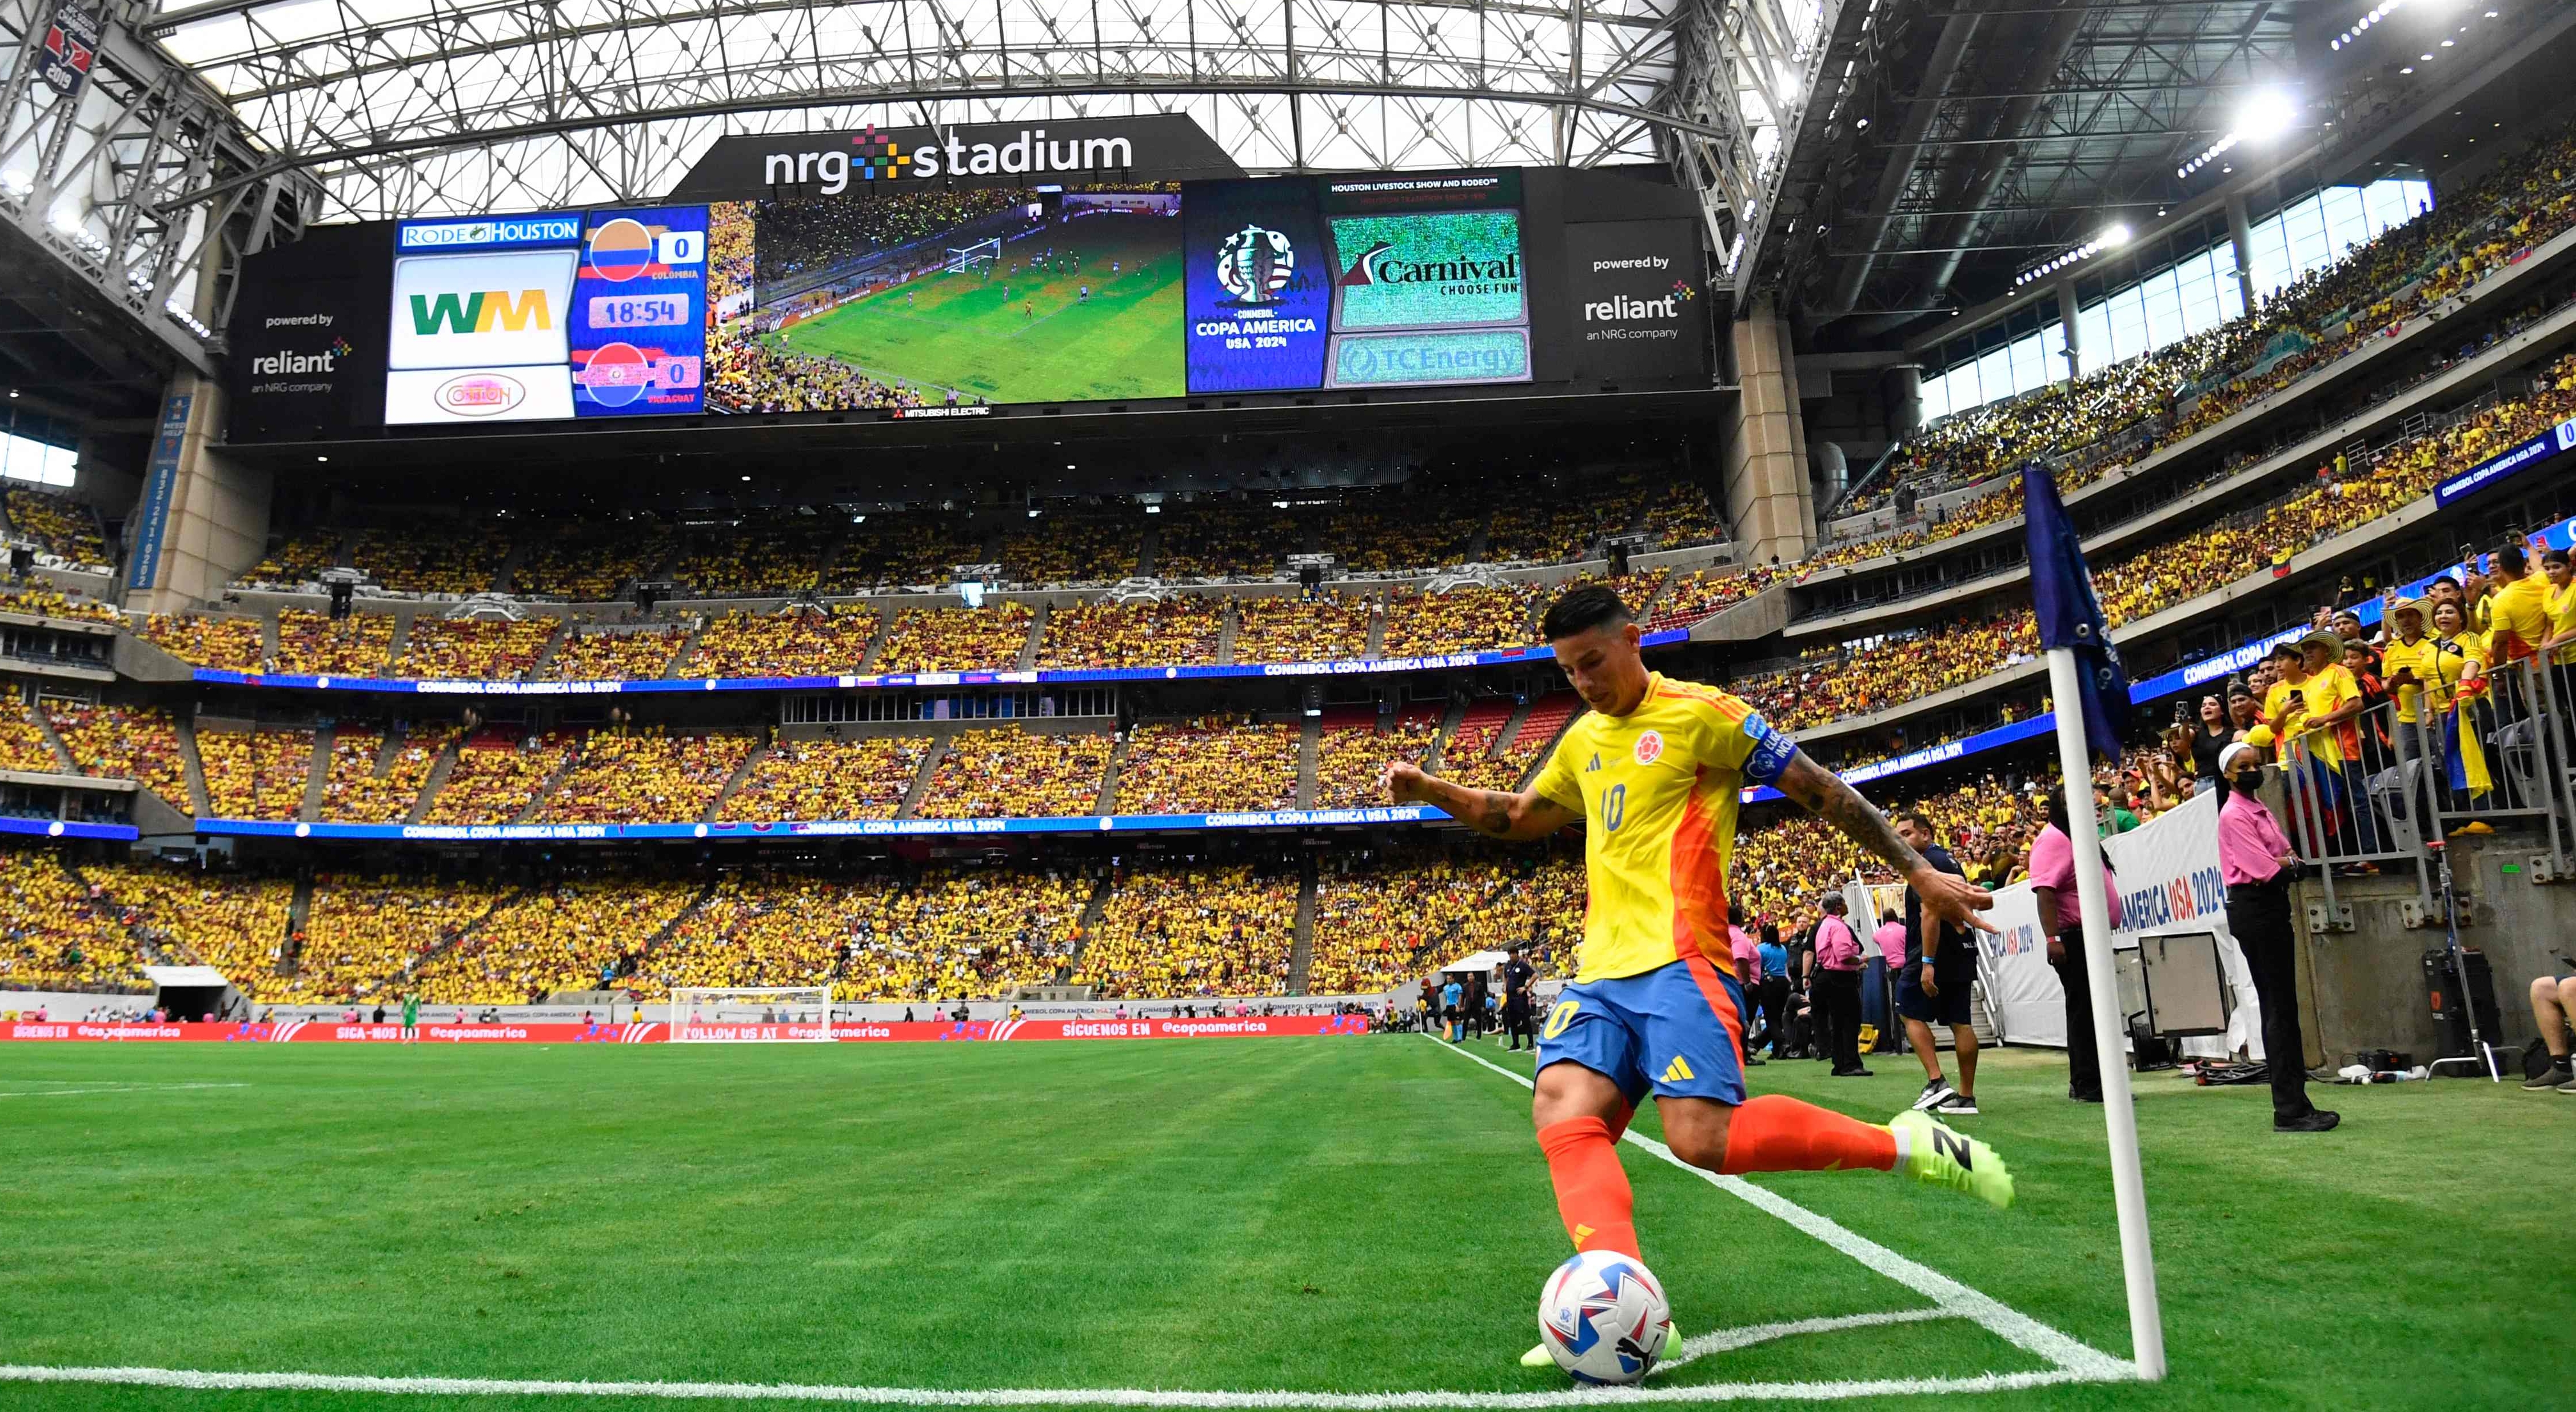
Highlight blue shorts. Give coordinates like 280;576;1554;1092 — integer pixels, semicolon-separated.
1535;957;1750;1106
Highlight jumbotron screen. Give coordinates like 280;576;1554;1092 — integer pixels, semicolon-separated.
228;163;1708;436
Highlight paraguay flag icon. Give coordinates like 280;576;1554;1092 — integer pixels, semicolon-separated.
585;217;657;282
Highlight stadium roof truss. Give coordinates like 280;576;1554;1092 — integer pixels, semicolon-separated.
119;0;1854;295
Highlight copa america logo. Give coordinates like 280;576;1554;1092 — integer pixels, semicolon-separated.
1216;223;1295;309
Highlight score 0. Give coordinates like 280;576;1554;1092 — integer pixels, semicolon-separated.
656;229;706;266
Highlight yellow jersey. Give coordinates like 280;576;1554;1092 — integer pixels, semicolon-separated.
2265;663;2359;765
2379;634;2445;723
2487;570;2553;663
2547;578;2576;666
1532;672;1796;983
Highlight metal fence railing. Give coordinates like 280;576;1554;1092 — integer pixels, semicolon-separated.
2279;654;2576;916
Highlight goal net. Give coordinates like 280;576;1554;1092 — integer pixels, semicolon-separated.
669;987;835;1043
944;237;1002;274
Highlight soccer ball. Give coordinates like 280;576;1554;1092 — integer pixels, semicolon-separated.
1536;1249;1671;1385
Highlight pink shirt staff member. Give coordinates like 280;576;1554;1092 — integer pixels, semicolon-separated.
1810;895;1870;1077
2027;793;2125;1105
2218;743;2339;1133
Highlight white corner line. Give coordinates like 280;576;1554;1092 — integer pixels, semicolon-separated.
0;1082;251;1098
0;1363;2116;1407
1419;1037;2135;1385
1656;1309;1952;1370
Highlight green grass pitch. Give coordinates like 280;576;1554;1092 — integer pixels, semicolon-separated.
0;1037;2559;1410
758;215;1183;403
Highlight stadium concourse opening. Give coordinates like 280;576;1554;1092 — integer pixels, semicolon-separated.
9;1;2576;1407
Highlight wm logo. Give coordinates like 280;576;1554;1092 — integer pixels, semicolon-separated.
408;289;552;335
1658;1055;1694;1083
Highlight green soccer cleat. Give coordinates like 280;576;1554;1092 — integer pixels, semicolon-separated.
1890;1109;2014;1210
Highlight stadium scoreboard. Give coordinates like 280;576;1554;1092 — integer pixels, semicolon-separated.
229;136;1710;441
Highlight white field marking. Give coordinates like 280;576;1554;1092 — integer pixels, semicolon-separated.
1655;1308;1951;1370
1424;1038;2135;1385
0;1082;250;1098
0;1363;2114;1406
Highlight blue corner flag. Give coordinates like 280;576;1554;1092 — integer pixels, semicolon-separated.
2023;462;2128;762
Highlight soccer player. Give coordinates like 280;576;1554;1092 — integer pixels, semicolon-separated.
400;991;418;1045
1383;586;2012;1364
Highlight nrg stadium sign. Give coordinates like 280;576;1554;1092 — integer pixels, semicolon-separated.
665;114;1246;201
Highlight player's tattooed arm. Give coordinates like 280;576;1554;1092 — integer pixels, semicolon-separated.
1779;752;1997;933
1384;762;1579;840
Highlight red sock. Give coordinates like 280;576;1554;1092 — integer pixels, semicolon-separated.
1716;1095;1898;1174
1536;1117;1641;1258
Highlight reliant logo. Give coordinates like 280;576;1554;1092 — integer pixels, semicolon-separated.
1337;242;1519;288
408;289;553;336
1583;293;1682;322
398;215;581;250
763;125;1136;194
250;347;342;375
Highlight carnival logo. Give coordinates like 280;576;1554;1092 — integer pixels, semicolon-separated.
1215;224;1296;309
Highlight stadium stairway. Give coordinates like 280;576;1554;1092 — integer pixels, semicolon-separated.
1364;600;1387;660
662;620;706;680
1092;733;1131;815
382;615;413;669
511;742;582;825
488;540;531;596
1061;872;1116;983
256;611;280;663
1624;565;1677;619
1296;714;1320;808
28;704;78;774
175;717;211;819
297;725;334;822
1016;604;1049;671
382;883;535;999
856;613;896;673
1287;856;1318;995
522;622;569;678
1136;523;1162;578
281;878;314;981
1214;599;1239;665
896;730;953;820
624;878;721;982
702;742;765;823
1428;697;1469;772
405;733;465;826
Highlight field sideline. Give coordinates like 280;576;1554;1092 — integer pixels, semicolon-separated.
0;1037;2555;1410
759;214;1183;404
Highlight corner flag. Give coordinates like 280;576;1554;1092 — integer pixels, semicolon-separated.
2023;462;2128;762
2024;459;2164;1381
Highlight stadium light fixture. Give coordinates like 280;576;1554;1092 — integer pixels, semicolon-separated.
2014;225;2131;289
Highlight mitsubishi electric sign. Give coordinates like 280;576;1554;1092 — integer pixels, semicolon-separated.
1563;218;1708;381
665;114;1245;200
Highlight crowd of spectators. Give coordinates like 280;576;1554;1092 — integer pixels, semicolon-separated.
545;626;686;682
673;520;835;598
1319;493;1473;574
3;487;109;570
0;579;121;626
1379;583;1540;658
1112;717;1298;814
138;614;262;671
87;859;294;993
234;529;341;590
1312;707;1443;810
706;334;930;415
0;849;153;990
708;201;754;309
1001;512;1142;584
318;723;457;824
536;729;754;826
353;525;509;596
754;189;1028;281
682;606;878;678
421;730;578;826
47;702;189;806
1036;597;1223;669
274;609;396;677
717;735;929;822
1075;861;1296;997
1153;504;1306;579
194;729;314;821
1831;117;2576;562
1233;590;1372;664
875;601;1037;673
283;873;517;1002
1643;565;1780;631
826;514;988;591
393;615;558;681
509;518;676;600
410;877;704;1005
1307;846;1581;994
0;699;63;774
917;726;1112;818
